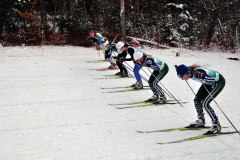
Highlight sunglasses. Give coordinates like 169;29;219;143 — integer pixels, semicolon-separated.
178;74;188;79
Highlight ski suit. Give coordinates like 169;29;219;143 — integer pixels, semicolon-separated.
126;46;143;82
142;56;168;97
93;33;116;67
190;66;225;125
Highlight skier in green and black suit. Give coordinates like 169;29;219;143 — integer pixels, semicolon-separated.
175;64;225;134
133;52;169;104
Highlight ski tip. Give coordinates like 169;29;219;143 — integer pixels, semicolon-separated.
156;142;169;145
116;107;124;109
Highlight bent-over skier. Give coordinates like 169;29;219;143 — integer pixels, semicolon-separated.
89;31;117;68
175;64;225;134
133;52;169;104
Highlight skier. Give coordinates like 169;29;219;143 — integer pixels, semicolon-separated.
125;36;140;48
133;52;169;103
121;44;146;89
109;41;129;77
89;31;117;69
175;64;225;134
110;39;143;81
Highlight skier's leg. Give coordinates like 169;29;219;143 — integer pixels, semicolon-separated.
202;75;225;133
133;64;142;82
131;64;142;87
116;60;124;73
153;64;169;98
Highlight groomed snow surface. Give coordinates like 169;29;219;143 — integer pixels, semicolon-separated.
0;46;240;160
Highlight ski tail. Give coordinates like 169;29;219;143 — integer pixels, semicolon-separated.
116;101;188;109
157;131;238;145
108;99;181;106
137;126;211;133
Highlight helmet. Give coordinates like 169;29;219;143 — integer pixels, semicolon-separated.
133;51;143;61
110;43;117;51
176;64;190;78
116;41;125;50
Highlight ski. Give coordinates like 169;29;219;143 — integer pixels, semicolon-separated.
137;126;211;133
85;60;106;63
116;101;188;109
157;131;238;145
103;88;150;93
95;67;118;71
101;86;149;89
95;76;130;80
108;99;180;106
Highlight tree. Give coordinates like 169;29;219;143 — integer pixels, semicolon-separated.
120;0;126;39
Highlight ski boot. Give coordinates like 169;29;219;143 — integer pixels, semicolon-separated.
144;94;159;103
115;72;124;75
108;64;118;69
204;123;221;135
133;81;143;90
120;73;129;78
185;119;206;128
152;95;167;104
130;82;137;87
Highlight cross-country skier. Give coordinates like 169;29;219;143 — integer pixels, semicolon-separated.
125;46;143;89
109;41;129;77
124;37;144;89
126;36;140;48
133;52;169;103
110;38;142;80
175;64;225;134
89;31;117;69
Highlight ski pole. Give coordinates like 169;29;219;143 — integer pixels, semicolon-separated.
111;52;134;78
202;83;240;135
186;81;240;135
145;67;173;98
121;60;149;82
112;34;118;43
126;62;173;99
136;64;183;106
185;81;196;96
111;50;148;82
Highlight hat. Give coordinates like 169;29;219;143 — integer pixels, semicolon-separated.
89;30;94;37
116;41;125;50
110;43;117;51
133;51;143;61
176;64;190;78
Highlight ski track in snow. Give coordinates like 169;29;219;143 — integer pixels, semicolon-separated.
0;46;240;160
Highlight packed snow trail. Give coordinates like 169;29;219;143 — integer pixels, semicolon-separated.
0;46;239;160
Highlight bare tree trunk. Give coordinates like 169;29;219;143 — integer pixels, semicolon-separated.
40;0;45;29
236;26;239;46
69;0;74;17
206;12;219;47
52;0;58;32
120;0;126;40
217;18;225;41
82;0;87;22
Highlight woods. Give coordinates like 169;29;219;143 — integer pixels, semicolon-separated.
0;0;239;51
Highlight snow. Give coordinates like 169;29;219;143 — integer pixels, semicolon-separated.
0;46;240;160
166;3;185;9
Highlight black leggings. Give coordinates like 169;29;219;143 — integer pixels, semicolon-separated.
116;60;128;74
148;64;169;96
194;74;225;124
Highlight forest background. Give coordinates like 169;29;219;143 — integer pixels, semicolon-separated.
0;0;239;52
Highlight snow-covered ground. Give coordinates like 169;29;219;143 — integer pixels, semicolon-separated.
0;45;240;160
